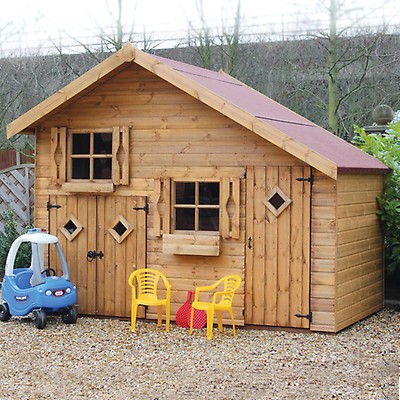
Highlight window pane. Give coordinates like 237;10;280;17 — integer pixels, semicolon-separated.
93;158;112;179
72;134;90;154
94;133;112;155
72;158;90;179
175;208;195;230
175;182;195;204
199;208;219;231
199;182;219;205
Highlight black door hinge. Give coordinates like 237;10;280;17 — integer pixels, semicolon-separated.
133;202;149;214
47;201;61;210
294;312;313;323
296;176;314;184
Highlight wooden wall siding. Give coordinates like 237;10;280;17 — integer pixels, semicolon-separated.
245;166;311;328
310;172;385;332
335;174;384;332
37;63;310;325
310;171;337;332
146;172;247;325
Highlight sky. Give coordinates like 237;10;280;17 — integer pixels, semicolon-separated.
1;0;400;54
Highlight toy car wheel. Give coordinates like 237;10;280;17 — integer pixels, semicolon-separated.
62;306;78;324
0;303;11;322
33;309;47;329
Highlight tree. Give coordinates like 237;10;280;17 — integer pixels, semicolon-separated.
185;0;243;75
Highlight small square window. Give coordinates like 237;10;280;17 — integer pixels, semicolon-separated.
175;208;195;230
173;181;220;232
72;134;90;154
69;131;112;181
268;192;286;210
108;215;133;243
72;158;90;179
265;186;292;217
175;182;195;204
60;215;83;242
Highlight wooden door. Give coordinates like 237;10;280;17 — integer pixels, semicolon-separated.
48;195;147;317
245;166;311;328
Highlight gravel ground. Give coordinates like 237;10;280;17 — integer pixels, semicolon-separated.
0;307;398;400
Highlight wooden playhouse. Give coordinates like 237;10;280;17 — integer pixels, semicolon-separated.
7;43;389;332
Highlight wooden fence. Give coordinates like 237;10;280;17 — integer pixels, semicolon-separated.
0;164;35;232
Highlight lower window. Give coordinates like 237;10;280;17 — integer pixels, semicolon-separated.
173;181;220;232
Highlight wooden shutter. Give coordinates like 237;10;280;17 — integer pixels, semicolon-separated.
112;126;130;185
153;178;171;237
220;177;240;239
50;127;66;185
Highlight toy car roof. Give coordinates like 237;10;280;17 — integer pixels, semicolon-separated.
4;228;59;277
16;228;59;244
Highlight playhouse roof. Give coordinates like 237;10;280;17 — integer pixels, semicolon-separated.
7;42;388;180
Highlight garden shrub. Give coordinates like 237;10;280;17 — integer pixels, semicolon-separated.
0;209;32;277
353;122;400;274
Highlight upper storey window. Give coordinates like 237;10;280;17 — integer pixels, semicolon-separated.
70;131;112;180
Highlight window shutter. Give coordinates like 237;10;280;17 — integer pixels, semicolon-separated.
220;177;240;239
50;127;66;185
112;126;130;185
153;178;171;237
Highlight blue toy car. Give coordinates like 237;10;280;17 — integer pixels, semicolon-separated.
0;228;77;329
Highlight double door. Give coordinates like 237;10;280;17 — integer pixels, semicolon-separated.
49;195;147;317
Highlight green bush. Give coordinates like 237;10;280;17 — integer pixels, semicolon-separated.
353;122;400;274
0;209;32;277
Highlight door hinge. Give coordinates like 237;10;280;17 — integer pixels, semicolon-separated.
296;176;314;184
133;202;149;214
294;312;312;323
47;201;61;210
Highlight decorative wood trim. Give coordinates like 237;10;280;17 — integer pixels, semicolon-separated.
62;182;114;193
153;178;162;237
59;214;83;242
112;126;130;186
162;233;220;256
264;186;292;217
108;215;133;243
50;127;66;185
220;177;240;239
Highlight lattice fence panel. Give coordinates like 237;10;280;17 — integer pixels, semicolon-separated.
0;164;34;233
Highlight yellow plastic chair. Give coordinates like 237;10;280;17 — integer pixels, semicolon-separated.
189;274;242;340
128;268;171;333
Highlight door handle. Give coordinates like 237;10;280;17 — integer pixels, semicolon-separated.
87;250;104;262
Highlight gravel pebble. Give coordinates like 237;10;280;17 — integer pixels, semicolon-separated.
0;307;398;400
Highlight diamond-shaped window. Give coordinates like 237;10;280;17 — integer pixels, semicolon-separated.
108;215;133;243
60;215;83;241
264;186;292;217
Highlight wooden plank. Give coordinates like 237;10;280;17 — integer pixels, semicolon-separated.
265;167;279;325
337;214;379;232
276;167;291;326
162;233;220;256
220;177;230;239
152;178;162;237
289;167;304;327
231;177;240;239
252;167;267;325
244;167;254;324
